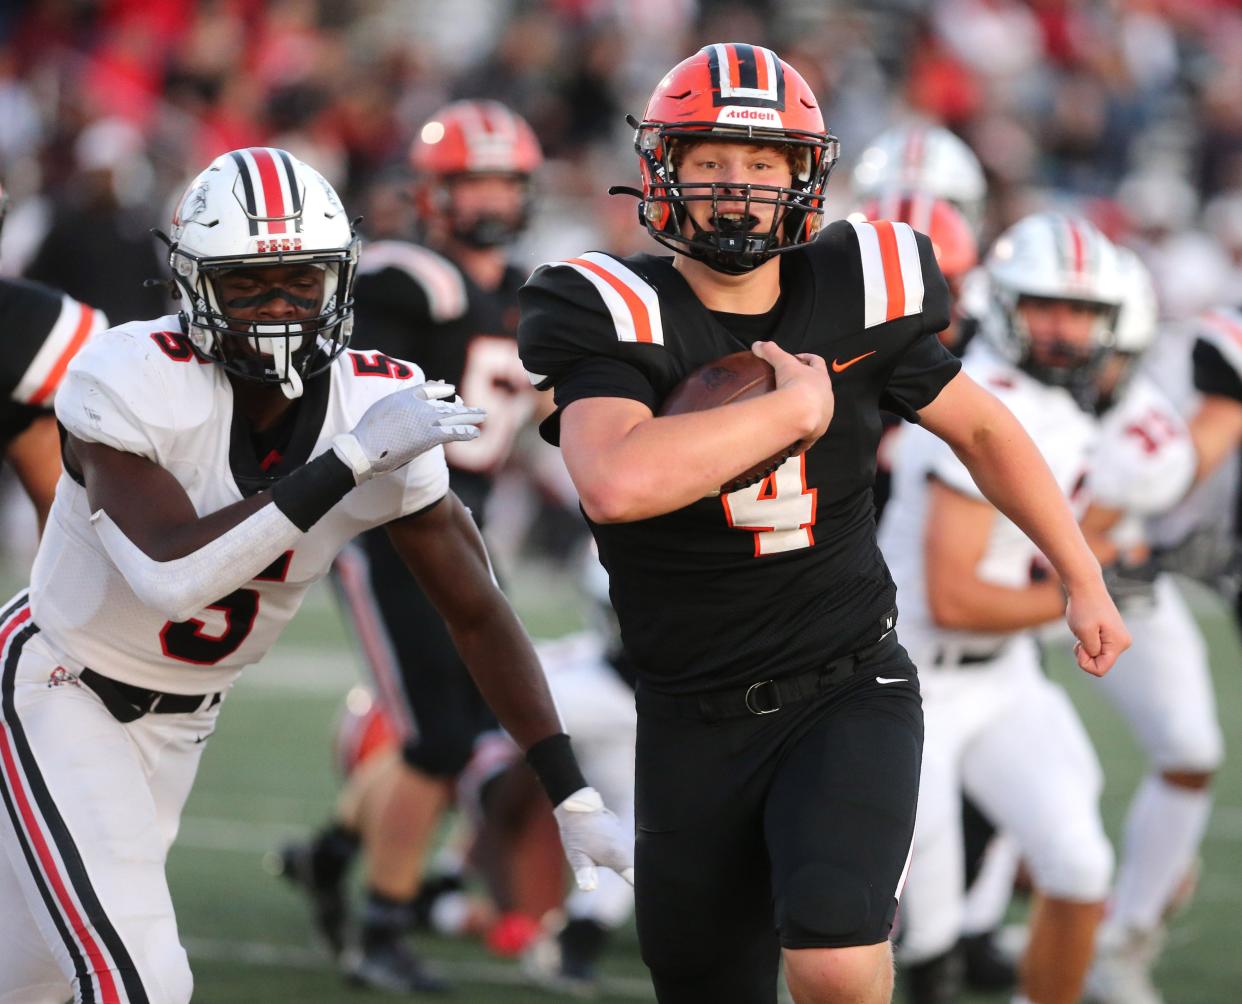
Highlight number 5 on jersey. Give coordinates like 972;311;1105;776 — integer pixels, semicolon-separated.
722;455;817;556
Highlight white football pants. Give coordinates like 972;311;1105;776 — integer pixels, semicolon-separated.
898;634;1113;964
0;594;219;1004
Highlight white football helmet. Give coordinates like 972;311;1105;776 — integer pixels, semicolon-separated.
166;148;360;399
852;123;986;227
1112;247;1159;355
980;212;1124;400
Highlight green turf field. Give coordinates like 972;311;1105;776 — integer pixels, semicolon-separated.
168;572;1242;1003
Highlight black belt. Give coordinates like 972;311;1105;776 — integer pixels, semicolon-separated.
638;608;898;722
929;644;1005;668
80;668;222;724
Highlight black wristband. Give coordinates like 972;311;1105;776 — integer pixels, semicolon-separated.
270;449;357;532
525;732;589;806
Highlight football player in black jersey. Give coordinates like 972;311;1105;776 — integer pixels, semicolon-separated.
274;102;550;990
518;44;1130;1004
1184;308;1242;626
0;182;109;530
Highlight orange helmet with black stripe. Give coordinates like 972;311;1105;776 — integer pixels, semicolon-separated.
409;100;543;248
631;43;839;275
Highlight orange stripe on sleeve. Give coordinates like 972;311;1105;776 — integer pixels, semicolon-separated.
873;221;906;321
30;305;95;406
567;258;654;343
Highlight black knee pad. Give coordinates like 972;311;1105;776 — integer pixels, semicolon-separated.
401;735;474;777
778;862;890;948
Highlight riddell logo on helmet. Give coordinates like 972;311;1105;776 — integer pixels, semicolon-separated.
717;106;781;126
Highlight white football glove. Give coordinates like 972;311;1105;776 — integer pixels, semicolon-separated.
553;786;635;891
332;381;485;483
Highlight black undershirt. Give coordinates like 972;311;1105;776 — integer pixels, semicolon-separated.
708;294;786;346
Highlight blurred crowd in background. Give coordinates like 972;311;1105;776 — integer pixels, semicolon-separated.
1;0;1240;333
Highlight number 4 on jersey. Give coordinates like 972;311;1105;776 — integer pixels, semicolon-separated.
722;455;817;556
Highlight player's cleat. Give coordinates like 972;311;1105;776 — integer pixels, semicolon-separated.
901;944;965;1004
959;930;1017;992
268;839;349;957
409;872;467;932
522;917;609;998
345;936;450;994
1084;926;1166;1004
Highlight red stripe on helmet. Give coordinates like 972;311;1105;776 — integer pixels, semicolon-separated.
904;128;926;174
250;148;287;235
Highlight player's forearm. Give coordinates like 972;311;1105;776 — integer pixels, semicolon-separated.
92;451;357;622
568;389;818;522
927;573;1067;632
445;592;566;750
953;404;1102;594
1187;395;1242;484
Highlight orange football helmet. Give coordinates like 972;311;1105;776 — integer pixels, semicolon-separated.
857;192;978;284
631;43;839;274
409;100;543;247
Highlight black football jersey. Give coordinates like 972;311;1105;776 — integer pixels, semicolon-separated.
1191;316;1242;542
518;219;960;694
0;276;106;448
350;240;533;513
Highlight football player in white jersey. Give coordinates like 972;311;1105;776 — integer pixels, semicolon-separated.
0;148;631;1004
1080;276;1242;1003
879;212;1126;1004
1076;250;1216;1004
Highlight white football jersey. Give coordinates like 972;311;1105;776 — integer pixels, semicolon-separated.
1089;373;1195;551
31;316;449;694
1141;322;1239;548
879;341;1096;656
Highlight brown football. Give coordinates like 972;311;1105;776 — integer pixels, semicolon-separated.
657;350;803;494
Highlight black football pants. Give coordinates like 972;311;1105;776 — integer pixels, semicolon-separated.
633;636;923;1004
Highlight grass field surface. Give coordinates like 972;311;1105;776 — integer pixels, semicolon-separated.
147;573;1242;1003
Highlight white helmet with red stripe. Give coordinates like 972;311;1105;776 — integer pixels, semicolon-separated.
852;123;986;228
980;211;1124;394
167;147;360;399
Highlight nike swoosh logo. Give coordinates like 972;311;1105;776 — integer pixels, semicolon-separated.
875;677;906;685
832;350;876;373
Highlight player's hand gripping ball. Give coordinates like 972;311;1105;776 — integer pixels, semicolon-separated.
658;350;804;493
